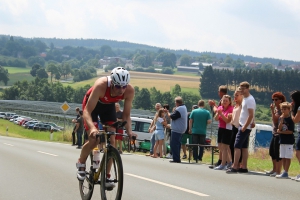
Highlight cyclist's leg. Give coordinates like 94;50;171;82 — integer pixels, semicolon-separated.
77;95;101;180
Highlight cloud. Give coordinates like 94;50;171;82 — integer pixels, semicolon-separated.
0;0;299;61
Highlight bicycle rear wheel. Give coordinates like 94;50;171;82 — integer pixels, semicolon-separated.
79;153;95;200
100;147;123;200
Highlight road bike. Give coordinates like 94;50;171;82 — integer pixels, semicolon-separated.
79;121;127;200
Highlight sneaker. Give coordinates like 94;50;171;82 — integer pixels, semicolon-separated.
296;176;300;182
76;162;86;181
270;172;277;177
291;174;300;180
166;153;173;159
214;164;226;170
225;162;232;170
182;155;187;159
105;178;116;188
276;172;289;179
265;170;275;175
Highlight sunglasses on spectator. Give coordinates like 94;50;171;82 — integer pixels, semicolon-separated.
114;85;127;89
272;99;279;101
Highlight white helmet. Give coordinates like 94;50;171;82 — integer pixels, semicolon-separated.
111;67;130;86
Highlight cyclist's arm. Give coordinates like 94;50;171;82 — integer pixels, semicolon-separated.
122;85;135;137
83;78;106;134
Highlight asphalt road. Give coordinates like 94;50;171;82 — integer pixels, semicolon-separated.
0;136;298;200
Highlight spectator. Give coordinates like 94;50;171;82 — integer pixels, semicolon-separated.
266;92;286;177
146;103;162;157
163;104;171;158
152;108;168;158
75;111;84;149
165;96;187;163
209;85;227;167
275;102;295;178
214;95;233;170
229;90;243;166
227;81;256;173
189;101;212;162
181;105;197;160
71;107;80;146
115;103;124;154
290;90;300;181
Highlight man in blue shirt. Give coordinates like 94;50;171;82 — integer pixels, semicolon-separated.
165;96;187;163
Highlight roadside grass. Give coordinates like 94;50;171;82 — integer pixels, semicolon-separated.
174;71;199;77
0;119;73;143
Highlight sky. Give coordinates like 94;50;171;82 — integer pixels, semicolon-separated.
0;0;300;61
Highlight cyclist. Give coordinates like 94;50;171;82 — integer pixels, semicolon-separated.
76;67;135;186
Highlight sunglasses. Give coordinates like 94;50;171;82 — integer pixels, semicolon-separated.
114;85;127;89
272;99;279;101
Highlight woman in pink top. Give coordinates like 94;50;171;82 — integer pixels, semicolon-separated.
214;95;234;170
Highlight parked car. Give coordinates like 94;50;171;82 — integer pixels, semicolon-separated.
23;120;39;128
0;112;6;119
19;118;32;126
33;123;60;132
4;112;16;120
127;117;153;148
44;122;64;130
9;115;19;122
28;122;39;129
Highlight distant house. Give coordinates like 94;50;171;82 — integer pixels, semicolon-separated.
40;52;47;58
152;61;163;67
245;62;258;68
191;62;212;67
275;65;286;71
177;66;199;73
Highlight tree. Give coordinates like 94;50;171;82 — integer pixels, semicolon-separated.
0;66;9;85
61;63;72;79
30;64;42;77
172;84;181;96
133;88;151;110
198;62;204;70
22;46;37;58
161;67;174;74
180;54;191;66
199;66;219;99
36;68;49;79
28;56;45;67
46;63;59;83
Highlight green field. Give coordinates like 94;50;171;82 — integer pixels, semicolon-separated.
3;66;31;74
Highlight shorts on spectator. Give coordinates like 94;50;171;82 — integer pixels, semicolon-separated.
269;135;281;161
115;129;123;141
154;130;164;140
217;128;232;145
280;144;294;159
296;133;300;151
181;134;192;145
234;126;250;149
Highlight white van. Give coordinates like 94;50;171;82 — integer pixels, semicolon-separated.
129;116;153;142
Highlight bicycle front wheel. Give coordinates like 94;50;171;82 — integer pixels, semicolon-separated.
100;147;123;200
79;153;95;200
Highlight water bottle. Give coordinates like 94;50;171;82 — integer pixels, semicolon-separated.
93;147;101;169
187;138;189;144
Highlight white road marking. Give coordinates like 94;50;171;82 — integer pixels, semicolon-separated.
37;151;58;157
125;173;209;197
3;143;14;146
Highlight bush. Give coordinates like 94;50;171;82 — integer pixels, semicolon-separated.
161;67;174;74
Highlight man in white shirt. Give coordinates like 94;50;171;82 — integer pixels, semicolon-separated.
227;81;256;173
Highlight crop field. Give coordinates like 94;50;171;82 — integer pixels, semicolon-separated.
61;71;201;93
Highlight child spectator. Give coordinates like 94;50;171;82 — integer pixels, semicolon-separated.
276;102;295;179
152;108;168;158
214;95;233;170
